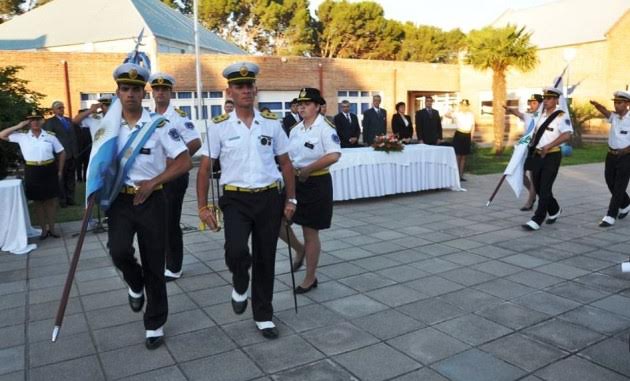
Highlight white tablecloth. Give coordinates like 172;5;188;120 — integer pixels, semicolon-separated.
0;179;40;254
330;145;461;201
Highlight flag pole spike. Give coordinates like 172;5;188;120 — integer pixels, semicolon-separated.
51;326;60;342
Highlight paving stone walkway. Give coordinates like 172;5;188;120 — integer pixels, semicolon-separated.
1;162;630;381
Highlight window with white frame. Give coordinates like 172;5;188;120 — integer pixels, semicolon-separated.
257;90;298;119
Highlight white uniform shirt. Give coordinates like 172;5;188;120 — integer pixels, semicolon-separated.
9;129;64;161
118;109;187;186
452;111;475;133
161;105;201;145
523;111;539;135
81;114;103;138
288;114;341;168
608;112;630;149
200;110;289;188
534;107;573;149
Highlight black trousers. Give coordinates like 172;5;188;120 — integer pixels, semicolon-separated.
219;188;283;322
76;152;89;182
604;152;630;218
60;158;76;204
530;151;562;225
165;172;189;273
107;191;168;330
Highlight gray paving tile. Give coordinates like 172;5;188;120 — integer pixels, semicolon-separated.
473;278;537;300
243;335;324;374
507;270;565;289
0;307;23;329
523;319;604;352
29;332;95;367
535;262;591;280
590;294;630;318
29;355;104;381
574;272;630;293
545;281;610;304
502;254;551;268
93;320;145;352
535;356;629;381
365;284;427;307
181;349;263;381
0;371;24;381
271;359;358;381
165;308;215;336
409;258;461;274
0;346;23;375
432;348;526;381
391;368;449;381
387;327;470;365
351;256;400;271
476;302;550;330
28;313;88;343
318;262;366;279
323;294;388;319
276;303;346;333
28;297;82;322
302;322;378;355
203;302;253;325
166;326;236;362
433;314;512;346
471;260;523;276
338;272;397;292
119;366;187;381
0;325;23;349
100;343;175;379
352;309;425;340
439;288;504;312
579;336;630;377
333;343;421;381
375;265;428;282
559;305;630;335
222;319;291;347
397;298;465;325
404;275;464;297
438;267;496;286
514;291;581;316
480;333;567;372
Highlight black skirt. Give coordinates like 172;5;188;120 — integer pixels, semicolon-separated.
293;173;333;230
24;162;59;201
452;131;472;155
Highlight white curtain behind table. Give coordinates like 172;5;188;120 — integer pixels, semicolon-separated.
0;179;40;254
331;145;461;201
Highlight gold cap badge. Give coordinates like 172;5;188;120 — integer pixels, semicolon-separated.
129;69;138;80
299;88;307;98
239;65;249;77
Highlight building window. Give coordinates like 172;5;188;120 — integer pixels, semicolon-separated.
209;91;223;98
337;90;382;121
177;92;193;99
180;105;192;118
211;105;222;117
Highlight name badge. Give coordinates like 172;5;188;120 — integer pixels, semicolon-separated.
546;127;554;132
140;148;151;155
259;135;272;146
304;142;315;149
621;131;628;135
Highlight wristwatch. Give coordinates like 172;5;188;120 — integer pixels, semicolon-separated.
287;198;298;205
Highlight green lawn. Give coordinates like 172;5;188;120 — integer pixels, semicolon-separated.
466;143;608;175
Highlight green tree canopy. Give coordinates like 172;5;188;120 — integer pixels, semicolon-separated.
398;24;466;63
466;25;537;153
317;0;403;59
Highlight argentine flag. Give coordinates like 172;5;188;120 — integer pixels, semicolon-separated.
85;98;123;210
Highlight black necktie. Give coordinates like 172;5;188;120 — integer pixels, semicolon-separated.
346;114;351;123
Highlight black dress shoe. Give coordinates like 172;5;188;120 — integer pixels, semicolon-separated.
619;211;629;220
460;177;467;182
128;293;144;312
519;205;533;211
231;298;247;315
39;231;48;240
145;336;163;350
259;327;279;339
295;278;318;294
48;231;60;238
599;221;613;227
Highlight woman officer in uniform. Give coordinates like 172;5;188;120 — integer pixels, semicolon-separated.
289;88;341;293
0;111;66;239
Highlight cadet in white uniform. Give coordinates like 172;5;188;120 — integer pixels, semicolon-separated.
523;87;573;231
196;62;296;339
73;95;112;138
0;112;66;239
107;63;192;350
287;88;341;294
590;91;630;227
149;72;202;281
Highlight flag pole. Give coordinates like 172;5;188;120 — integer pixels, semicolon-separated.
52;197;96;342
486;174;506;207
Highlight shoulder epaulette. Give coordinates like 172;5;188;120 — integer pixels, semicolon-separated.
156;118;167;128
212;113;229;124
261;110;277;120
47;130;56;136
324;117;335;128
175;107;187;117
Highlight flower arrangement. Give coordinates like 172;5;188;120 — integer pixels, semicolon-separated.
372;134;404;153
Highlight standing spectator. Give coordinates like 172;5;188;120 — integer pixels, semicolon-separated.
282;98;301;136
362;95;387;145
391;101;413;142
333;100;361;148
415;96;442;145
0;112;66;239
449;99;475;181
74;109;92;183
44;100;78;206
224;99;234;114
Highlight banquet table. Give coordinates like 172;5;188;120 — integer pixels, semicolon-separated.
0;179;40;255
330;144;461;201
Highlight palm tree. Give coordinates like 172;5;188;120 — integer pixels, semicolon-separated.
466;25;538;154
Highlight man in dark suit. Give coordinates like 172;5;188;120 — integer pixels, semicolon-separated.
334;100;361;148
415;95;442;145
44;100;78;206
282;98;301;136
362;95;387;145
